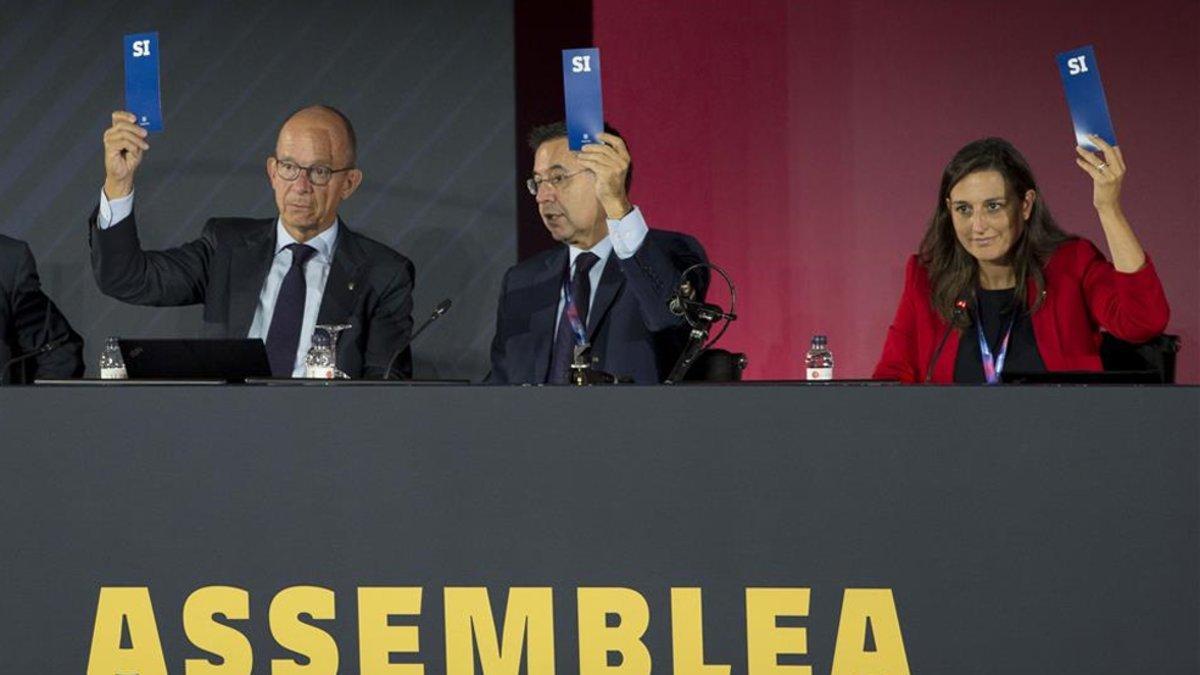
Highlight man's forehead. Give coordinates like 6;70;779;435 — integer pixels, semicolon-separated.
276;126;340;160
533;137;576;173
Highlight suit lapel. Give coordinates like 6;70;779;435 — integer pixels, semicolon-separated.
531;249;567;384
228;221;276;338
586;255;624;341
317;222;366;326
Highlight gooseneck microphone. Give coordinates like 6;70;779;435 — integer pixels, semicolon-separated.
383;299;452;380
663;263;739;384
925;298;969;383
668;295;738;321
1;297;62;385
0;337;68;385
668;278;737;322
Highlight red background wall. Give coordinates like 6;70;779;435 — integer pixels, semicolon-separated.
594;0;1200;382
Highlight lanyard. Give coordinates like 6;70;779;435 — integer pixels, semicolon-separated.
561;270;588;348
975;298;1016;385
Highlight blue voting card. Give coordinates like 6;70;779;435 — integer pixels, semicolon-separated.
1056;45;1116;151
562;47;603;151
124;32;163;132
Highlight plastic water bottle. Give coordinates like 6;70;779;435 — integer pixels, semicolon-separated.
805;335;834;381
98;336;127;380
304;330;335;379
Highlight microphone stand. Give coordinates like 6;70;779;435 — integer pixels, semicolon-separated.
569;344;622;385
663;301;735;385
383;299;452;380
663;317;714;385
662;262;739;384
925;299;968;383
0;338;67;385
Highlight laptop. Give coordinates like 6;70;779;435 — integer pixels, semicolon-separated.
119;339;272;382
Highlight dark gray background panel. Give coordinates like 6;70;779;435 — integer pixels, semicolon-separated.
0;0;516;381
0;385;1196;673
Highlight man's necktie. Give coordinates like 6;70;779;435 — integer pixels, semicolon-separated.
265;243;316;377
548;251;600;384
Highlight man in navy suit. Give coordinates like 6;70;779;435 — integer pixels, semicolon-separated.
90;105;414;378
487;123;707;384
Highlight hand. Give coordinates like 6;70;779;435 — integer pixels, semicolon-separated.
103;111;149;199
1074;134;1125;213
1076;135;1146;272
577;131;633;219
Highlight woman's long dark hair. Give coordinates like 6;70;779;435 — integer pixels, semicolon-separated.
918;137;1073;328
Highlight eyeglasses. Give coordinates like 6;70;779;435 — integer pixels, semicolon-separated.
525;170;587;195
272;158;355;186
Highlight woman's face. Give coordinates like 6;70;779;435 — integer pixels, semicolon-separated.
946;170;1035;265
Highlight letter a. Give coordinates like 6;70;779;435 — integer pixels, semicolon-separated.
831;589;910;675
86;587;168;675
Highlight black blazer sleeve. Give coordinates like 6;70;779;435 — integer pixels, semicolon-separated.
363;256;416;380
484;266;516;384
89;208;213;306
2;240;84;381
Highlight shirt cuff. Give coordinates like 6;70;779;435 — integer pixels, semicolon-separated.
608;205;649;259
97;188;134;230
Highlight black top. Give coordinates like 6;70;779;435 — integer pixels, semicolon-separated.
954;287;1046;383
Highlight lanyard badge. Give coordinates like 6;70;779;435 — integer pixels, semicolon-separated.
975;299;1016;385
561;273;589;349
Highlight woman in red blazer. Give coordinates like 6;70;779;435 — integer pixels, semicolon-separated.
873;137;1169;383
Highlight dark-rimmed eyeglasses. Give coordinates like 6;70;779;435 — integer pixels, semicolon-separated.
272;157;355;186
526;170;587;195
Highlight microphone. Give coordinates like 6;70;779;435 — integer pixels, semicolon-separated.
1;337;68;385
925;298;968;383
383;299;452;380
669;279;737;321
668;278;697;316
2;296;63;385
670;296;738;321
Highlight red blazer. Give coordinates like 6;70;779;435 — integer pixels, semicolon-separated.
872;238;1170;383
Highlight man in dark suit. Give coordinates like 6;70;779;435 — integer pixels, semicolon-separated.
0;235;84;383
90;105;414;378
487;123;707;384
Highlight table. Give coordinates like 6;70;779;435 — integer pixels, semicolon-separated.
1;384;1196;674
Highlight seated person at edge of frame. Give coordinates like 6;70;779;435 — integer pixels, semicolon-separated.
0;235;84;382
89;105;415;378
486;122;708;384
873;136;1169;384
